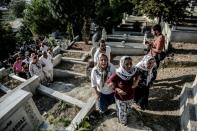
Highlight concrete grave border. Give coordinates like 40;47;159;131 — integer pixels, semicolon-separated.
54;57;88;77
180;75;197;131
38;84;96;131
0;89;43;131
61;49;90;62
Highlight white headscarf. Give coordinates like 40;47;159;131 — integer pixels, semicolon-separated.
95;53;110;88
136;55;156;86
136;55;156;71
116;56;136;80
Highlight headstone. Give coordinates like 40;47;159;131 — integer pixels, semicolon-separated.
101;28;107;40
0;89;43;131
0;68;7;80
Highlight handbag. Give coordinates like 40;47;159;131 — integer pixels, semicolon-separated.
159;40;167;61
159;51;166;61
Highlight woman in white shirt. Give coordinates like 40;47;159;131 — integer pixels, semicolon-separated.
29;55;45;83
91;53;115;114
39;51;53;82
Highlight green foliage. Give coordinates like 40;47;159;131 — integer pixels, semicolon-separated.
78;117;91;130
0;21;16;60
9;0;26;18
58;100;72;110
15;22;33;44
67;22;74;40
48;0;96;38
132;0;189;24
23;0;65;36
94;0;134;33
59;117;70;127
48;36;56;48
0;0;11;5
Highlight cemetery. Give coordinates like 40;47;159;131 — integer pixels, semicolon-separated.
0;0;197;131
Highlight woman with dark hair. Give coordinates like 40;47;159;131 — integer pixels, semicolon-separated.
13;57;23;75
91;53;116;114
145;24;165;68
134;55;157;110
107;56;140;125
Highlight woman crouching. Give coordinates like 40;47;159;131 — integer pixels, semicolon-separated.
91;53;116;114
107;56;140;125
134;55;157;110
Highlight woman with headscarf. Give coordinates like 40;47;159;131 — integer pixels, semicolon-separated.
134;55;157;110
107;56;140;125
91;53;116;114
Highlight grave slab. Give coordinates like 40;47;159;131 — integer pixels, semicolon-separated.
0;89;43;131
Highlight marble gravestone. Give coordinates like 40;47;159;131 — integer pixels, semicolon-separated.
0;89;43;131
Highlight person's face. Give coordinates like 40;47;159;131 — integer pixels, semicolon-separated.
151;29;156;36
33;58;37;63
100;42;106;51
17;58;22;63
123;59;132;72
147;59;155;70
99;55;108;69
31;53;35;58
43;52;47;58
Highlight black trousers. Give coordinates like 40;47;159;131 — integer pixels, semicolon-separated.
134;86;150;109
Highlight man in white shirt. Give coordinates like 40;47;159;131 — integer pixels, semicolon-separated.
39;51;53;82
94;39;111;65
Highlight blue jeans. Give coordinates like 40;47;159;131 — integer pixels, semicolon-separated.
96;93;115;112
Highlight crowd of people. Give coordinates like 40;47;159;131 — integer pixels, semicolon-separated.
0;23;165;126
3;38;54;85
91;24;165;125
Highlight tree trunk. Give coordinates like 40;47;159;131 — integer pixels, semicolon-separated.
82;17;91;45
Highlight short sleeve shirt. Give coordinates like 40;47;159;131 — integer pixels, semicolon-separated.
91;63;115;94
94;46;111;63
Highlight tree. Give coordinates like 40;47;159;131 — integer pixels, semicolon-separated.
132;0;189;24
0;20;16;60
23;0;65;36
0;0;11;5
9;0;26;18
15;22;33;44
49;0;96;40
94;0;134;33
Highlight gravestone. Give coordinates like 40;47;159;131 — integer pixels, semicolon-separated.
0;89;43;131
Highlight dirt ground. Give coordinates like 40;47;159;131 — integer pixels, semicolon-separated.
52;76;93;102
70;41;92;51
62;52;85;59
55;62;87;75
1;77;22;89
38;41;197;130
33;94;80;128
71;42;197;130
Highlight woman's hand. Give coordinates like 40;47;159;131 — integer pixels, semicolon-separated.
116;88;126;95
132;75;141;88
107;82;115;89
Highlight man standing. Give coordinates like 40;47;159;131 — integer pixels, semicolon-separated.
94;39;111;65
